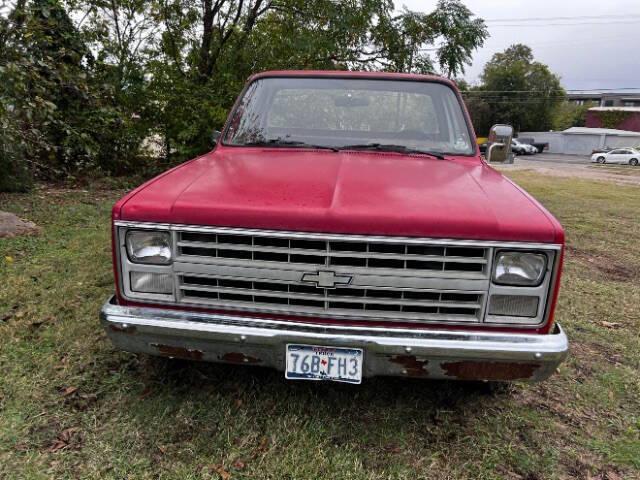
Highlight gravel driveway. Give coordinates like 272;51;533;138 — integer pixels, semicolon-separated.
495;153;640;186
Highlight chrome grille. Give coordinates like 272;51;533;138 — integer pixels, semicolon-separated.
180;275;481;319
177;231;487;274
172;228;492;324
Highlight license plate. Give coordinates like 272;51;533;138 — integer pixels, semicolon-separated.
285;344;363;384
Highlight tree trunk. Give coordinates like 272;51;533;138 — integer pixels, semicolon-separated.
197;0;215;81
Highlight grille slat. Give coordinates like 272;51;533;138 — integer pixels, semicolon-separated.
178;237;487;270
178;241;486;264
174;229;491;323
179;282;481;310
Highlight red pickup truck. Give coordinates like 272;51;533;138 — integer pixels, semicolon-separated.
101;70;568;384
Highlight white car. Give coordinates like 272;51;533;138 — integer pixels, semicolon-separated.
512;139;537;155
591;148;640;166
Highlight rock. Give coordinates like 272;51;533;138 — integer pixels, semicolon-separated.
0;211;41;238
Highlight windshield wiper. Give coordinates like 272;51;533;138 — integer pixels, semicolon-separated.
338;143;446;160
244;139;338;151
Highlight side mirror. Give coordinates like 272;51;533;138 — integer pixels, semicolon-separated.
486;124;514;163
211;130;222;145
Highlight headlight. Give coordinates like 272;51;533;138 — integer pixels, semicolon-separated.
130;271;173;294
493;251;546;286
126;230;172;265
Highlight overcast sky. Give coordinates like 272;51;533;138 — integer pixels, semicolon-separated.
400;0;640;91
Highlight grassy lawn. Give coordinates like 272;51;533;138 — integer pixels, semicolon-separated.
1;174;639;479
586;165;640;177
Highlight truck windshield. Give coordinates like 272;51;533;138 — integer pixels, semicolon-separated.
223;77;475;156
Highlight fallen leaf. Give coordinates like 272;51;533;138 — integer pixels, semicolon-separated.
47;440;67;453
4;256;14;263
600;321;621;329
47;427;80;452
384;444;402;454
58;427;79;443
211;464;231;480
61;386;78;397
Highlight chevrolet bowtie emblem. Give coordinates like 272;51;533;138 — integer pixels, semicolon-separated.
301;270;353;289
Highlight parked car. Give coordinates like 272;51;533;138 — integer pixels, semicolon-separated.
512;139;537;155
591;146;614;155
591;148;640;165
518;138;548;153
101;71;568;384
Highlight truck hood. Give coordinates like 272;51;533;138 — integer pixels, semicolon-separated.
116;147;562;243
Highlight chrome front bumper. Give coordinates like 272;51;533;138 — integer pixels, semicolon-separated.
100;296;569;382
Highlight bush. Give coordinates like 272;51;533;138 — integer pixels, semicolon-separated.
1;0;489;191
0;130;33;192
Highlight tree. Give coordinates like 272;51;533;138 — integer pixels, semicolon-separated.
1;0;96;189
76;0;159;173
463;95;492;137
144;0;488;163
423;0;488;77
476;44;565;132
552;102;589;130
1;1;34;191
1;0;489;190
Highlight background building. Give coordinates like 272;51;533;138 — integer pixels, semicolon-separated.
585;107;640;133
518;127;640;155
568;91;640;107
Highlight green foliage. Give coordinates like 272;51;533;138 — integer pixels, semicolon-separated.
1;0;153;188
427;0;488;77
460;89;493;136
552;102;589;130
594;110;632;129
1;0;488;189
471;44;565;133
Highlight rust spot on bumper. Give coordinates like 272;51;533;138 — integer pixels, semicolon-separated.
441;361;539;381
220;352;261;364
152;344;203;361
390;355;429;377
109;323;136;334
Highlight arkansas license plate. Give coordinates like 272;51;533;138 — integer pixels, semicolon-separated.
285;344;363;384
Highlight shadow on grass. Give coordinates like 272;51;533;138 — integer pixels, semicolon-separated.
84;352;532;477
145;354;506;396
122;354;511;432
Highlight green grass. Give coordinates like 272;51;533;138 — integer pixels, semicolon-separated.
1;175;639;479
586;165;640;177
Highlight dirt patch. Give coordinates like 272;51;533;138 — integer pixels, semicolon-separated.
0;211;41;238
566;246;637;282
